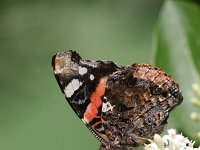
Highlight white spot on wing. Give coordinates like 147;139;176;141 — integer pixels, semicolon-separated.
90;74;94;80
64;79;82;98
79;66;87;75
102;101;114;112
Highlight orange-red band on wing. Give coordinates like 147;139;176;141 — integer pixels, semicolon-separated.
83;77;108;123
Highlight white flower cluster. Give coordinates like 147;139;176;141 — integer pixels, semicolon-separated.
144;129;200;150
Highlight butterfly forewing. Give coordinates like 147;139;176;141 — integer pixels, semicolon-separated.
52;50;118;145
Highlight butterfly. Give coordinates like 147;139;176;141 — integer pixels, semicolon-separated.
52;50;183;150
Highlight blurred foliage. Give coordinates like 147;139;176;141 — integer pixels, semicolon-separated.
153;0;200;146
190;84;200;139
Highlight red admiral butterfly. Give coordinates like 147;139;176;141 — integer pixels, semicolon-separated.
52;50;183;150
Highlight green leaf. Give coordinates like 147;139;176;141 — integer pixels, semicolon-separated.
153;0;200;144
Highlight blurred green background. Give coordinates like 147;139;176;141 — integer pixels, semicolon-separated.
1;0;200;150
0;1;163;149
